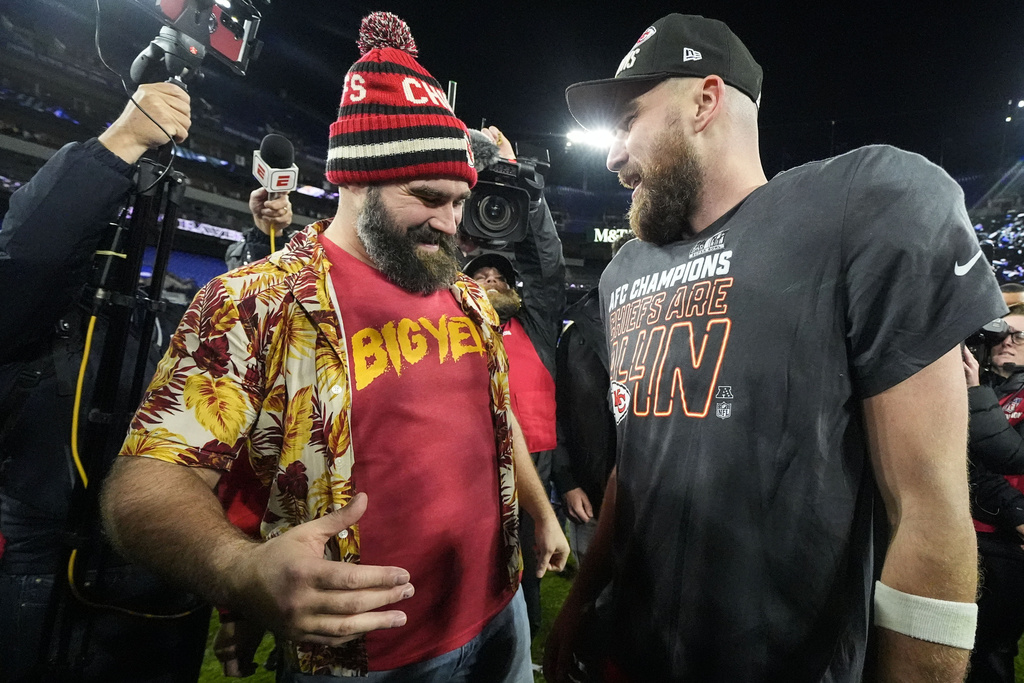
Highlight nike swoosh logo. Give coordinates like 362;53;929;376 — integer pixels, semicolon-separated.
954;251;982;277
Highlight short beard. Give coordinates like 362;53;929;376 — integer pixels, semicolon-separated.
356;187;460;294
624;132;705;246
486;288;522;322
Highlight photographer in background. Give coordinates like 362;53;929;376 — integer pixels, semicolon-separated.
0;83;212;682
224;187;296;269
963;304;1024;683
462;126;566;640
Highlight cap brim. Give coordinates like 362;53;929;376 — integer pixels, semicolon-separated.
462;252;516;286
565;74;669;131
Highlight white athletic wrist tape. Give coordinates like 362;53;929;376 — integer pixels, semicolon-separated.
873;581;977;649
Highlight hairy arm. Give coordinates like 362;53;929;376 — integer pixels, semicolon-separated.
101;456;413;645
509;410;569;576
865;346;977;681
102;457;250;606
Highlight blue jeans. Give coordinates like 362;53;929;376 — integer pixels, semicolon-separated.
279;587;532;683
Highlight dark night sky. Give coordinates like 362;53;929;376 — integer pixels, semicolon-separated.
14;0;1024;190
246;0;1024;185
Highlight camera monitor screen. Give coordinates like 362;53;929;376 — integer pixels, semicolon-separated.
130;0;261;75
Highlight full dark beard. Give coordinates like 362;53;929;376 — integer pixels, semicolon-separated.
356;187;460;294
625;133;705;246
486;288;522;322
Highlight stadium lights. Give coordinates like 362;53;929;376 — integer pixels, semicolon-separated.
1018;100;1024;108
567;129;615;148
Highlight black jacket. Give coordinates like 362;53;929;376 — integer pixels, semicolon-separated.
0;139;174;570
0;139;134;363
969;370;1024;555
511;196;565;378
550;287;616;513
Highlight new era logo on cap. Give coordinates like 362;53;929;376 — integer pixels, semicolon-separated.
683;47;702;62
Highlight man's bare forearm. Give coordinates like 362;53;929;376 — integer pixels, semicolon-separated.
875;510;976;681
865;347;977;681
101;456;258;609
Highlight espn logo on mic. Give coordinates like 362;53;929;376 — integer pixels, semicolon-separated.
252;150;298;193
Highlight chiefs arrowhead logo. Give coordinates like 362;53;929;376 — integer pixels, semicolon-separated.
633;26;656;48
609;381;631;424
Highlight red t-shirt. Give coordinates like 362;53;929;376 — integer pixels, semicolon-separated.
321;236;513;670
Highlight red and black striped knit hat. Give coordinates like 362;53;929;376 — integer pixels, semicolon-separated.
326;12;477;188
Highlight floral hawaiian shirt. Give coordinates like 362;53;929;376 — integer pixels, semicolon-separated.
121;221;521;676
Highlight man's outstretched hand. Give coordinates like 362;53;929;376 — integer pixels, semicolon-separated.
229;492;414;646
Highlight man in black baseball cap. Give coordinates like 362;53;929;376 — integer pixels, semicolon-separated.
565;13;762;131
545;12;1003;683
464;252;520;321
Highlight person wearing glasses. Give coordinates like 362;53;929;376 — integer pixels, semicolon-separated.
962;302;1024;683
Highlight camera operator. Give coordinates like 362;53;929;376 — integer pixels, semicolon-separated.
462;126;567;640
962;304;1024;682
0;83;215;682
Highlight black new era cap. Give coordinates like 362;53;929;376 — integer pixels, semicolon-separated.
566;14;763;130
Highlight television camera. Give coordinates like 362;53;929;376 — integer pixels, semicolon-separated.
128;0;264;77
462;140;550;246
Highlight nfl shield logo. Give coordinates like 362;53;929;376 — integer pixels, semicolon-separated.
716;402;732;419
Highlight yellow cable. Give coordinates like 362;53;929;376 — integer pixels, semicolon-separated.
269;228;276;254
71;315;97;488
67;316;200;619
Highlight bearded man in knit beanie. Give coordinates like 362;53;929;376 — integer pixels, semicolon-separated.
100;12;568;682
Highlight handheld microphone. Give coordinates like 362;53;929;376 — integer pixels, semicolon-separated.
252;134;298;199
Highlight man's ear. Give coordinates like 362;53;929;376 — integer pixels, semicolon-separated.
693;75;726;134
343;183;371;200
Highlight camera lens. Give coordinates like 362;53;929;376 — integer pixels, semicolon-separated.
477;196;515;232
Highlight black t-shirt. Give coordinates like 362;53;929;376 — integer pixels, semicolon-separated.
599;145;1006;682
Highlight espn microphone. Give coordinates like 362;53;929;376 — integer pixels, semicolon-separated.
252;134;298;199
